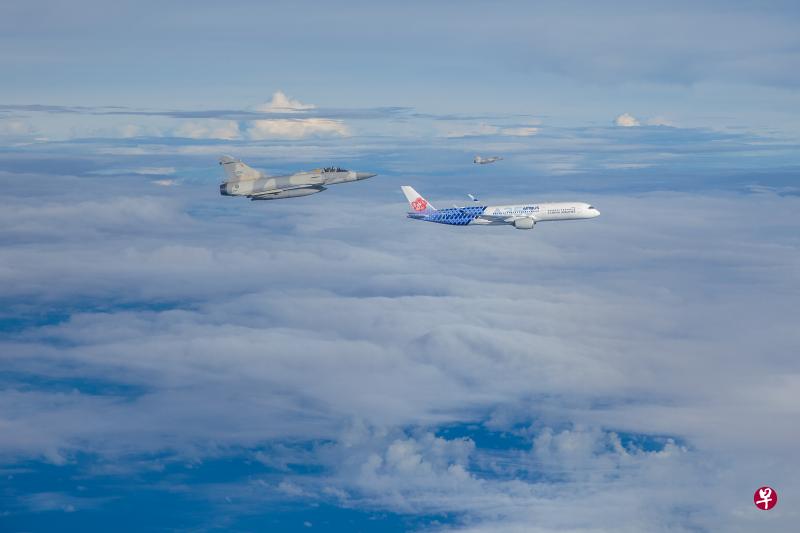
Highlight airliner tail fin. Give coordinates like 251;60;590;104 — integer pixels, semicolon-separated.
401;186;436;212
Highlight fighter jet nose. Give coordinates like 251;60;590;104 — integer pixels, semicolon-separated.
356;172;377;180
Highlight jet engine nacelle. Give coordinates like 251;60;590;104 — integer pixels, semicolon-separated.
513;218;535;230
251;187;326;200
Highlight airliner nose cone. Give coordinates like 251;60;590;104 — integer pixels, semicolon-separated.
356;172;377;180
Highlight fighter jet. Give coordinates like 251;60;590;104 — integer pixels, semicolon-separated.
219;156;376;200
401;186;600;230
473;155;502;165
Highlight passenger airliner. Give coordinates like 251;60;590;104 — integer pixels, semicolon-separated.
401;186;600;229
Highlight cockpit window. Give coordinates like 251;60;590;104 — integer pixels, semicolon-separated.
588;206;595;209
322;167;347;173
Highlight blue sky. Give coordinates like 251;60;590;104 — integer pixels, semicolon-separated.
1;1;800;532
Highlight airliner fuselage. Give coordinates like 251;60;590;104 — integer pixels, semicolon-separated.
401;186;599;230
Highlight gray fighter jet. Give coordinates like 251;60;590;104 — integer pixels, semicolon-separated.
473;155;503;165
219;156;376;200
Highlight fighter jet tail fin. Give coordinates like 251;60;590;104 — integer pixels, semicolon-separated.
401;185;437;213
219;155;264;182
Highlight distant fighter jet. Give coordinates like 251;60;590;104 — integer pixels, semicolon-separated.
219;156;376;200
401;186;600;230
473;155;502;165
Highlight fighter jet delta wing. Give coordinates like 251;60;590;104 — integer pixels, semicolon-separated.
473;155;503;165
248;185;327;200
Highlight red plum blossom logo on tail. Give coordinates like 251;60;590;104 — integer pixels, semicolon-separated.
411;197;428;211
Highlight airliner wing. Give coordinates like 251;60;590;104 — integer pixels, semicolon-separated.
476;214;535;223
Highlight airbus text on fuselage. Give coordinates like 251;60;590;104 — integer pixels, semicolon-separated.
400;186;600;230
219;156;377;200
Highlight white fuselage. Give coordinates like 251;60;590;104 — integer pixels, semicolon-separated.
401;185;600;230
474;202;600;224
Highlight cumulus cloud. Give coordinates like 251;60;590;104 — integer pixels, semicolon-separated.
444;123;499;137
246;117;349;140
135;167;175;175
117;124;145;138
1;126;799;531
614;113;676;128
645;116;674;127
242;91;349;139
336;425;705;530
500;126;539;136
19;492;106;513
0;119;37;137
174;120;240;139
254;91;316;113
444;122;539;138
614;112;640;127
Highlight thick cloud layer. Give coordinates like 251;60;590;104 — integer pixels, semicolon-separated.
1;140;798;530
3;1;800;528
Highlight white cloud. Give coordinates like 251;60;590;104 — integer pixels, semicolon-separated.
333;425;706;530
277;480;307;497
117;124;144;138
445;123;500;137
20;492;102;513
174;120;240;140
135;167;175;175
614;113;675;128
255;90;316;113
152;179;177;187
0;119;37;137
614;112;640;127
238;90;350;139
501;126;539;136
603;162;653;170
2;157;800;531
645;116;674;127
246;117;348;140
444;123;539;138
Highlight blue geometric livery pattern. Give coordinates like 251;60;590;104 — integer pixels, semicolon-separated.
408;206;487;225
